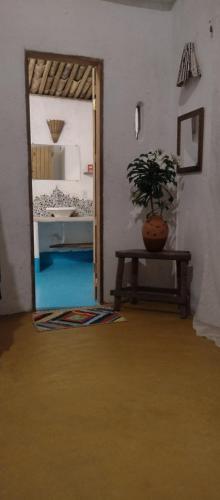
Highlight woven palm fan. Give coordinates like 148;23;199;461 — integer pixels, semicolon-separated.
47;120;65;143
177;42;201;87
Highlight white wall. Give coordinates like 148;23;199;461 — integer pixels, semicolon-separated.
0;0;174;314
38;221;93;253
30;95;93;199
172;0;218;313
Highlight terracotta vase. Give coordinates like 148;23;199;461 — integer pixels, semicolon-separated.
142;215;168;252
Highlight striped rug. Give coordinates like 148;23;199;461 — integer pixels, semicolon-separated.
33;306;126;331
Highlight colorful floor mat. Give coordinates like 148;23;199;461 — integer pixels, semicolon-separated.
33;306;126;331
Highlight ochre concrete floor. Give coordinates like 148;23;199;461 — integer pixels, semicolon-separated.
1;306;220;500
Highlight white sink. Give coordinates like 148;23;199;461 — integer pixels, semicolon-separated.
46;207;76;217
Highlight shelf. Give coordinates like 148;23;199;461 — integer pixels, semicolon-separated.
49;242;93;249
34;216;94;222
83;171;93;176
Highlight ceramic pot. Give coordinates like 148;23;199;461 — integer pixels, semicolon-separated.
142;215;168;252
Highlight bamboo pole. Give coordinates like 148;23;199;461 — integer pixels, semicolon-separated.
74;66;92;98
62;64;79;97
38;61;52;94
49;62;65;95
28;58;36;87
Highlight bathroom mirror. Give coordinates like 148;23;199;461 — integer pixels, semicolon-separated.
31;144;81;181
177;107;204;173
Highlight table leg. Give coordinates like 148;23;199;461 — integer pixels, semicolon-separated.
131;257;139;304
186;292;191;317
178;261;188;319
114;257;125;311
186;268;191;316
176;261;181;293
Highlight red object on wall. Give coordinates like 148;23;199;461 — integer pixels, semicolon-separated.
87;164;93;173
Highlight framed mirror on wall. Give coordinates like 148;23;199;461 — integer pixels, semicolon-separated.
177;107;204;174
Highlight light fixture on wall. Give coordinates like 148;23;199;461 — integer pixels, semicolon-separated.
47;119;65;143
135;102;143;140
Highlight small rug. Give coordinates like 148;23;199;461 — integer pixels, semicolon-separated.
33;306;126;331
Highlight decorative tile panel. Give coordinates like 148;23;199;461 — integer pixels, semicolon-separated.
33;187;93;217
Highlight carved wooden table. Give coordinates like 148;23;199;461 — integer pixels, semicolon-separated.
110;249;191;318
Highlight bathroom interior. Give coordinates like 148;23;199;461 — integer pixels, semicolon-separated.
28;56;97;310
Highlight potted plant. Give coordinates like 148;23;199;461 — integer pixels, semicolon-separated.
127;149;179;251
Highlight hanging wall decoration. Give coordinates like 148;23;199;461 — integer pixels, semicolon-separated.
176;42;201;87
47;119;65;143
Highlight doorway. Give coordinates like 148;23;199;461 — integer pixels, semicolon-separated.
25;51;103;310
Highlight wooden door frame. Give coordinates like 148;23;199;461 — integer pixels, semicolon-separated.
24;50;104;310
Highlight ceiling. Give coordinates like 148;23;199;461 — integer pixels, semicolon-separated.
102;0;176;9
28;58;93;101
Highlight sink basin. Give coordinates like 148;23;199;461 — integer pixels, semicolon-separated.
46;207;76;217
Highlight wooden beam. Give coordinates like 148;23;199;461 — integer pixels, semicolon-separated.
56;79;67;96
31;76;41;94
76;66;86;81
62;64;79;97
74;66;92;99
80;78;92;99
44;76;53;94
28;58;36;87
38;60;52;94
49;60;59;77
49;62;65;96
30;59;46;93
26;50;104;68
69;80;80;97
35;60;46;77
85;84;93;100
62;62;73;80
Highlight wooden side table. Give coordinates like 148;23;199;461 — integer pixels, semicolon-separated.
110;249;191;318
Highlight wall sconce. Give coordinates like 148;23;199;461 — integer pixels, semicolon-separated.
135;102;143;140
47;119;65;143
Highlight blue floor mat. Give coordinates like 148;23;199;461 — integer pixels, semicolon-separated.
35;251;96;310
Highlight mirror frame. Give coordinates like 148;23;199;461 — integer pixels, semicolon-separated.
177;107;204;174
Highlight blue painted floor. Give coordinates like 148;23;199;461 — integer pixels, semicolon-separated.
35;250;96;310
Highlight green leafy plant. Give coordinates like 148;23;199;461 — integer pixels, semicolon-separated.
127;149;179;217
